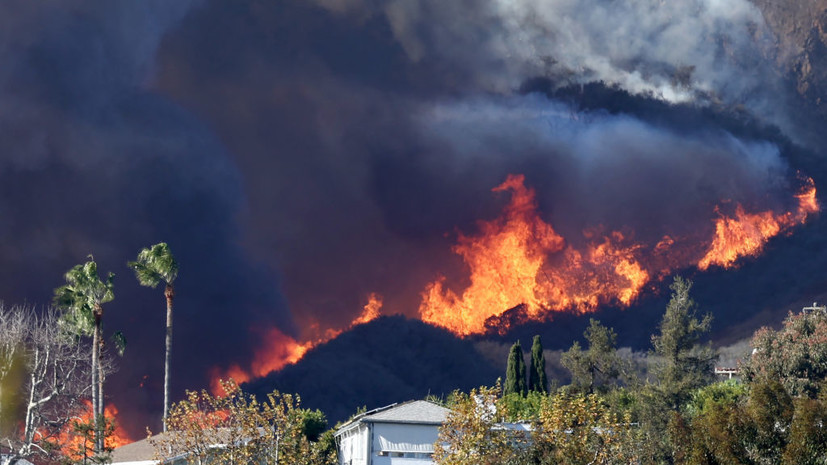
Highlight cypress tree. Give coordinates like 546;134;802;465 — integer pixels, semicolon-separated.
529;335;549;393
504;340;527;396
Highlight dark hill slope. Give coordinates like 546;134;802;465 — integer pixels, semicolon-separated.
243;316;500;425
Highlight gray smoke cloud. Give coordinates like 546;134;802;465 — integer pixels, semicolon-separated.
415;94;793;245
312;0;788;127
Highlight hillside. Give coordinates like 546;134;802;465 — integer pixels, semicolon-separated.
751;0;827;131
243;316;501;425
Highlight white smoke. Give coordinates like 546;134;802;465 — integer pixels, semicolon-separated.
313;0;781;113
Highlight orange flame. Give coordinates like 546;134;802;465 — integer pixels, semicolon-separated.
419;174;652;335
209;328;309;393
352;292;382;326
50;401;133;458
419;174;819;336
209;293;383;393
698;178;819;270
102;403;132;449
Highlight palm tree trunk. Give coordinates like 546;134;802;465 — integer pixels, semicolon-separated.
91;310;101;454
163;283;174;432
93;305;104;453
97;339;104;451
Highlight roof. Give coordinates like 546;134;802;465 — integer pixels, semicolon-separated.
112;428;269;464
336;400;449;435
364;400;449;424
111;432;166;464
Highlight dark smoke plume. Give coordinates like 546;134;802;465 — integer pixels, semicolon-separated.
0;0;292;435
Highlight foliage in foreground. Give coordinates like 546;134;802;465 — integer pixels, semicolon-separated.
435;384;643;465
150;380;336;465
436;277;827;465
0;304;111;465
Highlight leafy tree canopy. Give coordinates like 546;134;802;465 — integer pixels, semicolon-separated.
742;307;827;397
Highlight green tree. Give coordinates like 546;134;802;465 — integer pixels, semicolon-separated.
500;390;545;422
504;341;527;397
561;319;622;394
53;259;115;454
782;395;827;464
529;335;548;394
437;386;644;465
741;307;827;397
743;378;793;464
632;277;715;463
128;242;178;431
683;381;751;464
298;409;327;442
650;276;716;411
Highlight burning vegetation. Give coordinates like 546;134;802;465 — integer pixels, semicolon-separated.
216;172;819;387
54;402;133;461
210;294;383;393
698;177;819;270
419;174;819;336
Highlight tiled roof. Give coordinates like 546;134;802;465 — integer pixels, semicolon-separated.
361;400;449;425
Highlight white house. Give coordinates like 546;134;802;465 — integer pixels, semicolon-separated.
335;400;449;465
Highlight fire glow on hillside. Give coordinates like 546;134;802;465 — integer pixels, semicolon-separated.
419;174;819;336
210;173;819;387
209;293;383;393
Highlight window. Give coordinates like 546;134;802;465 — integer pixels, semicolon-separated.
377;451;433;458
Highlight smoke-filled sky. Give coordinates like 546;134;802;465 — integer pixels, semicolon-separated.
0;0;821;436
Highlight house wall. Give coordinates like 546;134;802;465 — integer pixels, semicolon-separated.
337;423;369;465
370;423;438;465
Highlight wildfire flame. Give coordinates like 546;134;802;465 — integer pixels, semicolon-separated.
49;401;133;458
698;178;819;270
209;293;383;394
419;174;819;336
352;292;383;325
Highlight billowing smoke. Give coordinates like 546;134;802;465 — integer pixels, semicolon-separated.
311;0;786;122
0;0;820;438
0;0;292;435
416;95;794;244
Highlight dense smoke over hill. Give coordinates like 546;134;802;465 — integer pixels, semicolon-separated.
309;0;784;110
0;0;826;438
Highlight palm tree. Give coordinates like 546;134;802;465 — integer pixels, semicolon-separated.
53;258;114;453
128;242;178;432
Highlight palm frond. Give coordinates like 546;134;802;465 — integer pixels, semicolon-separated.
53;259;115;333
130;242;178;286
